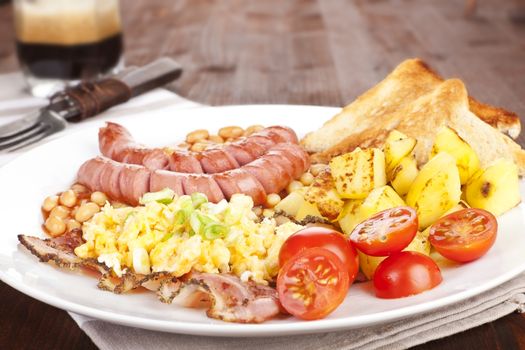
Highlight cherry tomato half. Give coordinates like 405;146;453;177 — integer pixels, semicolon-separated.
429;208;497;263
279;227;359;283
277;247;350;320
350;206;418;257
373;251;442;299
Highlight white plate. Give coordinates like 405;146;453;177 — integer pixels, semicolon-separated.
0;105;524;337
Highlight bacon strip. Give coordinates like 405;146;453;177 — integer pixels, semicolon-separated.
98;271;175;294
158;272;282;323
19;232;282;323
18;231;108;274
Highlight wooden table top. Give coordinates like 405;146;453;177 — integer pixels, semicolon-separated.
1;0;525;349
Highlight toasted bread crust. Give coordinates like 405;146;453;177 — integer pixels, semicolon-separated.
302;59;521;155
310;79;525;175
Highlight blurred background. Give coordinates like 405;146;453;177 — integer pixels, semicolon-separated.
0;0;523;113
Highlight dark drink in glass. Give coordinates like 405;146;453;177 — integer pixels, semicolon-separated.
14;0;124;97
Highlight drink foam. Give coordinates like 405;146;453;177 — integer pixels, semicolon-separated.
15;0;122;45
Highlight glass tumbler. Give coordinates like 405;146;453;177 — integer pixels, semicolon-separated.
13;0;124;97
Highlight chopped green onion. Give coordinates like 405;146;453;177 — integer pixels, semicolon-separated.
161;231;175;242
202;223;229;240
173;210;186;226
191;192;208;208
189;211;220;237
140;188;176;205
189;211;202;235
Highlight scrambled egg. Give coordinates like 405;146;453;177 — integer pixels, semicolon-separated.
74;190;303;284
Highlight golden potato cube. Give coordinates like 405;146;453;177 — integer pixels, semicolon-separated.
390;155;419;196
465;159;521;216
304;170;344;220
431;126;480;184
274;190;305;217
359;185;405;221
384;130;417;174
295;200;325;221
337;185;404;235
337;199;364;235
406;152;461;229
329;147;386;199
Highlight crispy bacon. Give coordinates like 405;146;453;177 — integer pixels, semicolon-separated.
19;233;282;323
18;231;107;274
98;271;175;294
158;272;282;323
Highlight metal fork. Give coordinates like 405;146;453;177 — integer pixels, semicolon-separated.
0;109;67;152
0;57;182;152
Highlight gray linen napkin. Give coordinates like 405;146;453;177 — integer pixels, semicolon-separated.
2;71;524;350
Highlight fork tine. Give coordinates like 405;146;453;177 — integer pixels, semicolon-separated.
4;129;50;153
0;123;48;151
0;122;44;148
0;120;40;141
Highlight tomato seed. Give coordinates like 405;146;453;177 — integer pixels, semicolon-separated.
390;209;404;217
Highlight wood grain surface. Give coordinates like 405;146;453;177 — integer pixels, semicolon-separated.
1;0;525;349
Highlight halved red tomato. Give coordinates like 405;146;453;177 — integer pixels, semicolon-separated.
279;227;359;283
277;247;349;320
373;251;442;299
350;206;418;256
429;208;497;263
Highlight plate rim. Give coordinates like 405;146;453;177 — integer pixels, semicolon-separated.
1;103;524;337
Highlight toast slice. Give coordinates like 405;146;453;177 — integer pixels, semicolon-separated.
309;78;525;175
301;59;520;154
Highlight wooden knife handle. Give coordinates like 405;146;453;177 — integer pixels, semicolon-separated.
51;58;182;121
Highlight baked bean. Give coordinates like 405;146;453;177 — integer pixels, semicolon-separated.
66;219;81;231
59;190;77;207
266;193;281;207
71;183;88;194
45;216;66;237
186;129;209;144
286;180;303;194
50;205;70;219
71;206;78;218
219;126;244;139
262;209;275;218
191;143;208;152
310;164;328;177
208;135;224;143
244;125;264;136
75;202;100;222
112;202;127;209
90;191;108;206
42;195;59;212
300;172;315;186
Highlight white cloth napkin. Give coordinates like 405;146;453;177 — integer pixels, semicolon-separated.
1;72;524;350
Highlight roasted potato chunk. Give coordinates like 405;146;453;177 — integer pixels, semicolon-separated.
359;185;405;221
384;130;417;174
465;159;521;216
337;199;364;235
406;152;461;229
431;126;480;184
296;200;324;221
338;185;404;235
390;155;419;196
304;170;344;220
329;147;386;199
274;190;306;217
